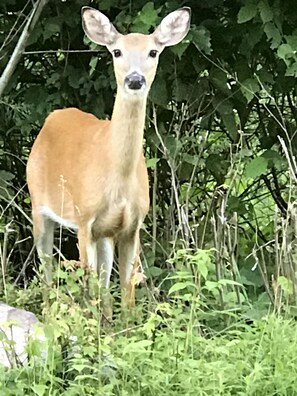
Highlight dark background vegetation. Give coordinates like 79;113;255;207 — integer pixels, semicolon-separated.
1;0;297;316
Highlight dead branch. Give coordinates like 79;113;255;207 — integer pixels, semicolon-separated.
0;0;49;97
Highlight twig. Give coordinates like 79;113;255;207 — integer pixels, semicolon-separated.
0;0;49;96
151;106;185;242
23;49;101;55
152;158;157;260
0;0;31;54
13;245;35;285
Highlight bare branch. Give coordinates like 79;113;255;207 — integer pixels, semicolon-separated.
0;0;31;54
24;49;100;55
0;0;49;97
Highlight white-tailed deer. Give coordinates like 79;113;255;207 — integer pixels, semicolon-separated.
26;6;191;316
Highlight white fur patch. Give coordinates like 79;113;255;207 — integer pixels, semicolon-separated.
86;240;97;271
97;238;114;287
39;206;78;230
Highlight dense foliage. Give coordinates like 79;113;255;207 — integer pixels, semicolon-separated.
1;269;297;395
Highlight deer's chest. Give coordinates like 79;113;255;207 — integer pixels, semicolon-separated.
91;186;142;239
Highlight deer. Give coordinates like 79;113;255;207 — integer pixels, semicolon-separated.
26;6;191;318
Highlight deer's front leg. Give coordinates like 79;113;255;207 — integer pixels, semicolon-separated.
79;228;115;320
118;231;141;310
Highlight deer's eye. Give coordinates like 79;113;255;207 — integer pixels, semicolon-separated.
149;50;158;58
113;49;122;58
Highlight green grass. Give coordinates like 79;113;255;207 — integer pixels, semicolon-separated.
1;269;297;396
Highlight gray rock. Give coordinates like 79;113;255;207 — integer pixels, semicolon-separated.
0;303;46;368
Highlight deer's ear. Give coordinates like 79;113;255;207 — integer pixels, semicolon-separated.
81;7;121;46
152;8;191;47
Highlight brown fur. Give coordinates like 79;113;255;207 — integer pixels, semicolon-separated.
27;107;150;238
26;6;191;315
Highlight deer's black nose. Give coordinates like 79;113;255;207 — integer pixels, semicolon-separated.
125;72;146;90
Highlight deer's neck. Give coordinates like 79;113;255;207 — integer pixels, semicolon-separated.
109;92;147;176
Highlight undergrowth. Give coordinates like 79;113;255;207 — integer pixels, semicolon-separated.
1;258;297;396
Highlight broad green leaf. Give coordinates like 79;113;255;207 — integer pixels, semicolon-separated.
183;154;198;166
206;154;228;183
263;22;282;49
262;149;283;166
192;27;212;55
245;156;268;179
258;1;273;23
240;78;260;103
43;22;60;41
197;261;208;280
225;291;246;303
0;170;14;181
277;43;293;63
204;281;219;291
68;67;81;89
139;2;159;27
192;249;213;280
213;96;233;115
285;62;297;77
286;34;297;51
146;266;163;277
256;68;274;84
72;364;88;372
31;384;48;396
83;35;98;50
164;136;182;157
218;279;243;287
150;77;168;106
240;266;264;287
56;269;68;279
168;281;196;295
89;57;98;74
98;0;113;10
0;330;8;341
76;268;85;277
173;80;191;101
123;340;153;354
146;157;159;169
228;196;247;215
238;4;257;24
27;25;42;45
69;282;80;294
277;276;293;296
170;42;190;59
210;68;229;94
221;113;238;141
